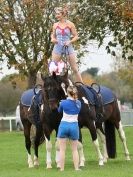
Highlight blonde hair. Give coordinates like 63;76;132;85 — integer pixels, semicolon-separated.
67;85;78;100
55;5;68;17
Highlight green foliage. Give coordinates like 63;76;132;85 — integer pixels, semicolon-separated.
73;0;133;60
82;67;99;77
0;0;133;88
1;73;28;90
0;82;23;116
0;0;55;87
95;71;133;103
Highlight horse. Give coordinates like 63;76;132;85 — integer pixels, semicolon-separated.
41;71;130;166
20;86;45;168
20;77;85;168
40;72;85;168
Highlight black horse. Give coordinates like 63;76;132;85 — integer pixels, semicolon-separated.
40;72;85;168
20;73;85;168
40;72;130;166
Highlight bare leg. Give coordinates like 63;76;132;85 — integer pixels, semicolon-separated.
77;141;85;167
51;52;61;62
58;138;67;171
70;140;80;170
67;54;83;83
55;139;60;168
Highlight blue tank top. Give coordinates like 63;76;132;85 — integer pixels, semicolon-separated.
55;24;71;45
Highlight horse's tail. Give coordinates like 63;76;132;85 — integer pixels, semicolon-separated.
104;120;116;158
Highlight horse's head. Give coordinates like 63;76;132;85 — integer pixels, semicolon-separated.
41;72;69;110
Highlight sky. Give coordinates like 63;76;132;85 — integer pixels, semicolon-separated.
80;42;114;74
0;62;18;80
0;40;114;80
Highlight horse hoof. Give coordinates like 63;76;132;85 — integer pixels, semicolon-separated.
57;163;60;168
47;166;52;169
34;160;39;167
29;164;34;168
99;160;104;166
34;163;39;168
126;156;131;161
79;161;85;167
46;163;52;169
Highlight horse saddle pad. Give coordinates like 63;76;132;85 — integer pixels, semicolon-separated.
21;89;42;106
81;85;115;105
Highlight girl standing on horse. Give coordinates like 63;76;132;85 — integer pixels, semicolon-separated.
49;6;83;83
57;85;81;171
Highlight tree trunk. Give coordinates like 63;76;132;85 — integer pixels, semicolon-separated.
27;71;37;89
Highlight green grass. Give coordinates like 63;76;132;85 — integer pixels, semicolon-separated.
0;127;133;177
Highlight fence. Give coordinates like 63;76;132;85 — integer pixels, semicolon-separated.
120;110;133;126
0;110;133;131
0;116;16;132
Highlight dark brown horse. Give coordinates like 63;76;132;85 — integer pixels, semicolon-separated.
20;72;130;168
40;72;130;166
20;87;44;168
20;75;85;168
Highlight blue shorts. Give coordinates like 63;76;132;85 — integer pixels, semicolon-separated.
53;44;75;55
57;121;79;140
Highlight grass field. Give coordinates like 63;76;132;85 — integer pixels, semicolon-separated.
0;127;133;177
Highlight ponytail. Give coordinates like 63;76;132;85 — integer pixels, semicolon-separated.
67;85;78;100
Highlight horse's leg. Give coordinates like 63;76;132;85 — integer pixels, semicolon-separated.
55;138;60;168
113;101;130;160
23;121;34;168
88;121;104;166
96;123;108;163
33;125;43;167
42;123;53;168
54;129;60;168
77;128;85;167
45;138;52;168
116;121;130;160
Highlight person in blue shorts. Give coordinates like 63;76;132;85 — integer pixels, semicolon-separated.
50;6;83;82
57;85;81;171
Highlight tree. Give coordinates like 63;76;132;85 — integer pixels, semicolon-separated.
1;73;28;90
81;72;94;85
0;82;23;116
0;0;55;88
96;71;133;104
82;67;99;77
78;0;133;61
0;0;133;89
113;54;133;103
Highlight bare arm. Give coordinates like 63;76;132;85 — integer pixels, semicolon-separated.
70;22;79;44
51;23;58;44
